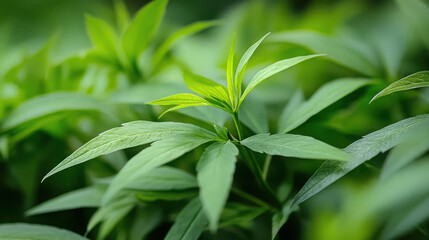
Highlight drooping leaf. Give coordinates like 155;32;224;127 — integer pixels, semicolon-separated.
396;0;429;50
279;78;370;133
151;21;219;70
1;91;115;131
239;94;269;133
0;223;87;240
270;31;379;76
240;54;324;104
292;114;429;207
370;71;429;103
126;166;197;191
235;33;270;97
122;0;167;61
380;123;429;180
103;133;216;204
272;200;298;240
197;141;239;231
26;186;104;216
241;133;350;161
85;14;119;61
183;71;230;104
165;198;208;240
43;121;215;181
227;34;236;106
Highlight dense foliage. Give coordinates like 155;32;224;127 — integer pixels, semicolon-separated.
1;0;428;239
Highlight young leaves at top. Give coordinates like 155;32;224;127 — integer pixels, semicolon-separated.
197;141;239;231
370;71;429;103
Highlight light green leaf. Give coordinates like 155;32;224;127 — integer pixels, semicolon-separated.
151;21;219;70
270;31;379;76
103;133;216;204
149;93;211;106
278;90;304;133
239;95;268;133
272;200;298;240
26;186;104;216
240;54;324;104
183;71;230;104
396;0;429;50
279;78;370;133
235;33;270;97
370;71;429;103
0;223;87;240
292;114;429;207
227;34;236;106
122;0;167;61
165;198;208;240
197;141;239;231
43;121;214;181
85;14;118;61
114;0;130;33
380;123;429;180
242;133;350;161
126;166;197;191
1;91;115;131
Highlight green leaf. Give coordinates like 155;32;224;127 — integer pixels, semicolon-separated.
220;203;266;227
270;31;379;76
85;14;118;61
197;141;239;231
43;121;214;181
165;198;208;240
240;54;324;104
126;166;197;191
396;0;429;50
239;94;268;133
292;114;429;207
103;133;216;204
242;133;350;161
151;21;219;71
177;106;229;126
183;71;230;105
370;71;429;103
272;200;298;240
278;90;304;133
122;0;167;61
227;34;236;106
26;186;104;216
149;93;210;106
114;0;130;33
213;124;229;140
129;205;163;240
279;78;370;133
135;189;197;201
235;33;270;97
0;223;87;240
380;123;429;180
1;91;115;131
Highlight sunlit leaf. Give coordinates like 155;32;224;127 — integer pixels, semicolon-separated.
242;133;350;161
183;71;230;104
165;198;208;240
240;54;324;104
0;223;87;240
370;71;429;103
43;121;214;181
103;133;216;204
197;141;238;231
279;78;370;133
26;186;104;216
292;114;429;207
227;34;236;106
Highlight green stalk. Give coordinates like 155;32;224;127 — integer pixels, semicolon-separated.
232;111;244;141
262;154;272;181
231;187;274;211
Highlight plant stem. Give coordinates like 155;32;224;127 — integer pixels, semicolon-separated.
232;111;243;140
231;187;274;211
262;154;272;181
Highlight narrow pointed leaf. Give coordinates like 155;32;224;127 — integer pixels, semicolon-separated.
197;141;239;231
149;93;210;106
292;114;429;207
122;0;167;61
103;133;216;204
114;0;130;33
26;187;104;216
227;34;236;106
279;78;370;133
242;133;350;161
165;198;208;240
43;121;214;181
235;33;270;96
183;71;230;104
370;71;429;103
270;31;379;76
240;54;324;103
0;223;87;240
85;14;118;60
